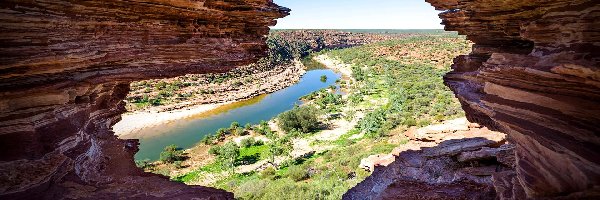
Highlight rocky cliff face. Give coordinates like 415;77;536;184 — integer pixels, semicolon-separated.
1;0;599;199
347;0;599;199
425;0;600;198
0;0;288;199
345;119;510;200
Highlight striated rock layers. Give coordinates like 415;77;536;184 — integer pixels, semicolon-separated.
0;0;288;199
426;0;599;199
346;118;511;200
348;0;599;199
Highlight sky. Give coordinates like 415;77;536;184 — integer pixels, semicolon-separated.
272;0;443;29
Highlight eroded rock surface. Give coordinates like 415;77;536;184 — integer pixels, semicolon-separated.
345;119;510;200
425;0;600;198
0;0;288;199
347;0;600;198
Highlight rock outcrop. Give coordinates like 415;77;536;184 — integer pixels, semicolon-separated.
1;0;599;199
345;119;510;200
426;0;600;198
0;0;288;199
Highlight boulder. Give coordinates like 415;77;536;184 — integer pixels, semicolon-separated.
458;147;501;162
423;137;499;158
359;154;396;172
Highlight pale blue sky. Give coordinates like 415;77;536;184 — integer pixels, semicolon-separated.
272;0;443;29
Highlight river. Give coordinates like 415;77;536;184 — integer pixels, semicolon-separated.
123;69;341;161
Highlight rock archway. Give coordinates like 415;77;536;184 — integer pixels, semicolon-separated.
0;0;598;199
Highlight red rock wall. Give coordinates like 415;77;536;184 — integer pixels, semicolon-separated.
1;0;599;199
426;0;600;198
0;0;288;199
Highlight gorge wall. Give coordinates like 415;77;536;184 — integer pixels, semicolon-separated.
427;0;599;198
0;0;288;199
0;0;599;199
347;0;599;199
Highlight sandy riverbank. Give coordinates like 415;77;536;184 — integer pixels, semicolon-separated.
113;102;230;137
113;57;344;138
314;54;353;78
114;61;307;137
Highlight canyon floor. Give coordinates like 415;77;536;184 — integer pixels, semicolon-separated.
133;33;489;199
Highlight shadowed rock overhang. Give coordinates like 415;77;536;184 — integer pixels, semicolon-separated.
0;0;288;199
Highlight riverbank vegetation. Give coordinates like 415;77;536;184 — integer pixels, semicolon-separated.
139;31;471;199
124;30;399;113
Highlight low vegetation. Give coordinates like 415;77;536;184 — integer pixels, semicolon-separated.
326;35;468;137
277;106;320;133
159;145;184;164
141;32;471;199
125;32;326;112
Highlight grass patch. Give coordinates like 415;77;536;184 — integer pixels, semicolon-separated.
239;145;269;161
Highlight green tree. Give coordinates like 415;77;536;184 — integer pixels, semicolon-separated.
216;128;228;140
256;120;271;135
240;137;257;148
159;144;183;164
265;138;291;166
233;127;245;136
320;75;328;82
220;142;240;172
200;135;214;145
277;106;319;133
230;121;240;129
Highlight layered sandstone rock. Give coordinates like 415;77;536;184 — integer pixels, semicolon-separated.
345;119;510;200
425;0;600;198
1;0;599;199
0;0;288;199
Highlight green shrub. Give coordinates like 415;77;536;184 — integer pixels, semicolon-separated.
233;127;246;136
230;121;240;129
135;159;152;170
209;145;222;156
255;140;264;146
418;119;431;127
255;120;271;135
200;135;214;145
240;137;257;148
173;161;183;169
358;108;387;138
260;167;277;179
403;118;417;127
320;75;328;82
286;165;309;181
149;98;162;106
216;128;228;140
159;144;184;164
265;139;292;164
277;106;319;133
